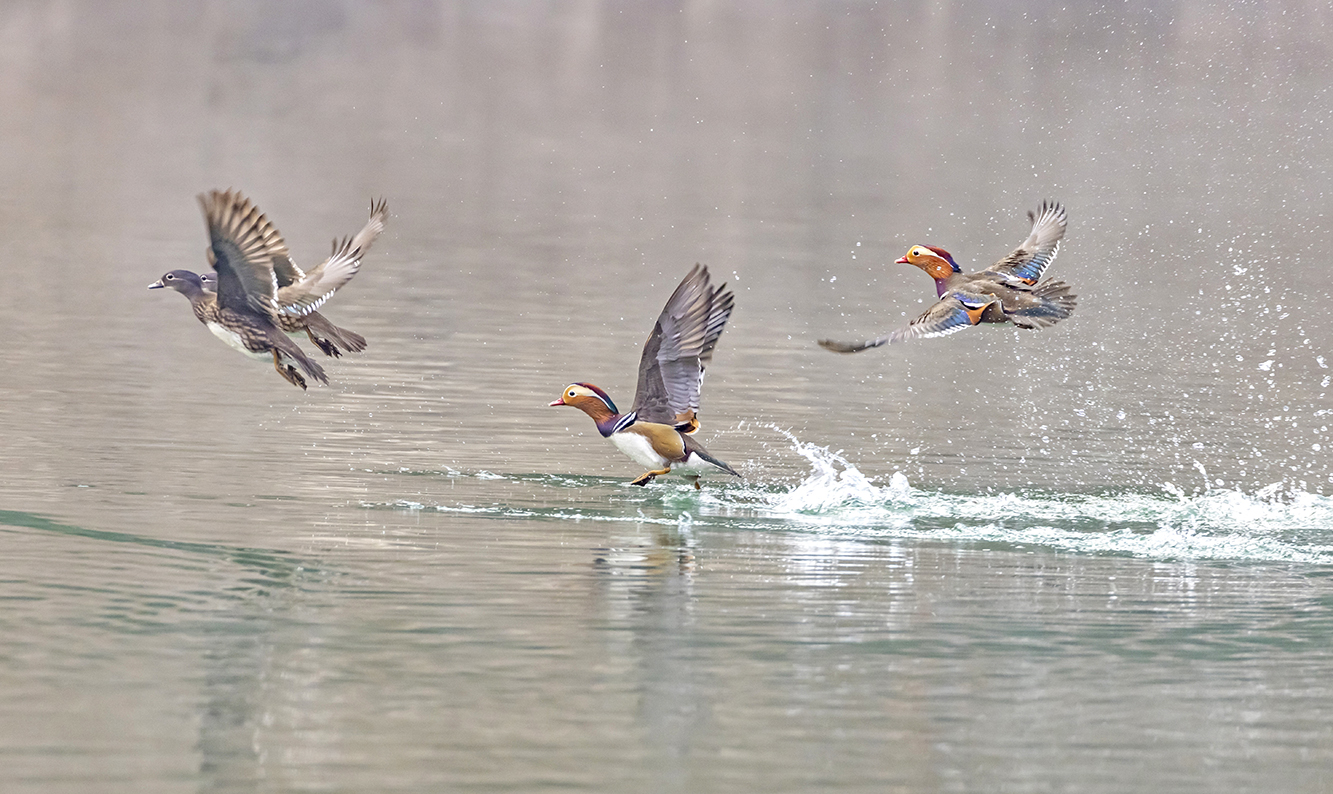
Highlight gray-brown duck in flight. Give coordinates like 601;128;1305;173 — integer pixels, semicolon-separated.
200;198;385;356
150;190;327;389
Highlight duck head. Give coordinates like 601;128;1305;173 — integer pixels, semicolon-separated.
199;271;217;293
550;383;621;435
896;245;960;281
148;269;206;297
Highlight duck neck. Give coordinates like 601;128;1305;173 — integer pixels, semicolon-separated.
186;289;217;318
593;415;622;438
574;401;621;438
934;277;951;298
175;281;206;303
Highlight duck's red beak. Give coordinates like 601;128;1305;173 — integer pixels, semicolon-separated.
548;397;566;407
895;255;910;264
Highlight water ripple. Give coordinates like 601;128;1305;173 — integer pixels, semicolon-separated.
375;430;1333;565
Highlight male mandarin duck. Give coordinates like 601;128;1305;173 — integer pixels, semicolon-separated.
819;201;1077;353
550;264;740;489
150;190;327;389
199;197;386;357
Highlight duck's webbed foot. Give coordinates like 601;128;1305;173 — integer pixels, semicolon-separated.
273;350;308;390
307;329;342;358
629;468;672;487
687;475;702;491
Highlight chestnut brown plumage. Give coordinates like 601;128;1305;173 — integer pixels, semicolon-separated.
820;201;1077;353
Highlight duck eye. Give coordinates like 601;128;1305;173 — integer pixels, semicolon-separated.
166;274;174;280
568;391;576;397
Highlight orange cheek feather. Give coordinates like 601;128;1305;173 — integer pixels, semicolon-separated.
924;260;954;280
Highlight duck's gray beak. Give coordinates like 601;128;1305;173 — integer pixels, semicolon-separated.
148;280;164;289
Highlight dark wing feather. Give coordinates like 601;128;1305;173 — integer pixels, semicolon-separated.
238;202;300;289
631;264;734;425
270;240;303;289
276;198;387;317
983;201;1067;285
198;190;282;318
817;293;994;353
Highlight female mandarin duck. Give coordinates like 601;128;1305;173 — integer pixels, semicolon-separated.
199;197;387;358
550;264;740;489
150;190;329;389
819;201;1077;353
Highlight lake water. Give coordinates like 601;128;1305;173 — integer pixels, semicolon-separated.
1;2;1332;791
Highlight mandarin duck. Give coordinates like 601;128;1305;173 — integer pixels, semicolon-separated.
550;264;739;489
150;190;327;389
198;198;385;357
819;201;1076;353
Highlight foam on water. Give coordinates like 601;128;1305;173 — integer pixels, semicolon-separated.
374;431;1333;564
711;429;1333;564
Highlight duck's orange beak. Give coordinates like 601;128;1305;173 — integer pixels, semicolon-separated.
548;397;566;407
895;254;911;264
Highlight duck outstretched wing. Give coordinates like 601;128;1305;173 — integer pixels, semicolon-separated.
631;264;735;427
983;201;1066;285
276;198;387;317
818;293;998;353
198;189;282;319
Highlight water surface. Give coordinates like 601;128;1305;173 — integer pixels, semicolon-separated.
1;2;1331;791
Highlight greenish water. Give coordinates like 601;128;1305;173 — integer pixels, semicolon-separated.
1;1;1332;792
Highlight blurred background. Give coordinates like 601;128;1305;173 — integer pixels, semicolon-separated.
0;0;1329;496
1;2;1331;792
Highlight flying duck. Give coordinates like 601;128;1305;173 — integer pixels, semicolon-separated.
819;201;1076;353
149;190;327;389
197;198;384;357
550;264;740;488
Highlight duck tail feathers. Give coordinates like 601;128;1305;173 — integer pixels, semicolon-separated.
691;445;739;477
275;334;329;384
1011;280;1077;329
306;313;367;353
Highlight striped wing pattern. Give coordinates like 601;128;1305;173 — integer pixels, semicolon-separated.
198;190;283;319
817;293;996;353
984;200;1067;285
277;198;388;317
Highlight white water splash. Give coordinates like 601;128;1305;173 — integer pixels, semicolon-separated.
375;437;1333;563
764;430;910;514
718;428;1333;563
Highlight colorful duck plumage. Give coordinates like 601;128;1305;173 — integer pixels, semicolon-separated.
550;264;739;488
819;201;1077;353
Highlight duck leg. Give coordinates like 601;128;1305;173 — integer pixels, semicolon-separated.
306;328;342;358
272;350;308;389
629;468;672;486
686;475;701;491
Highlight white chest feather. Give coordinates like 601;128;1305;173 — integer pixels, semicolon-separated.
206;322;268;361
608;431;668;469
607;430;725;477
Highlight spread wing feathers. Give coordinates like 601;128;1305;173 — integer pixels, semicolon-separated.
631;264;734;425
198;189;282;319
270;246;303;289
276;198;387;317
698;278;735;366
240;211;299;289
984;200;1067;285
818;294;996;353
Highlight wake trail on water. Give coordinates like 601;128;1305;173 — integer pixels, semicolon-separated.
704;426;1333;564
374;427;1333;564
